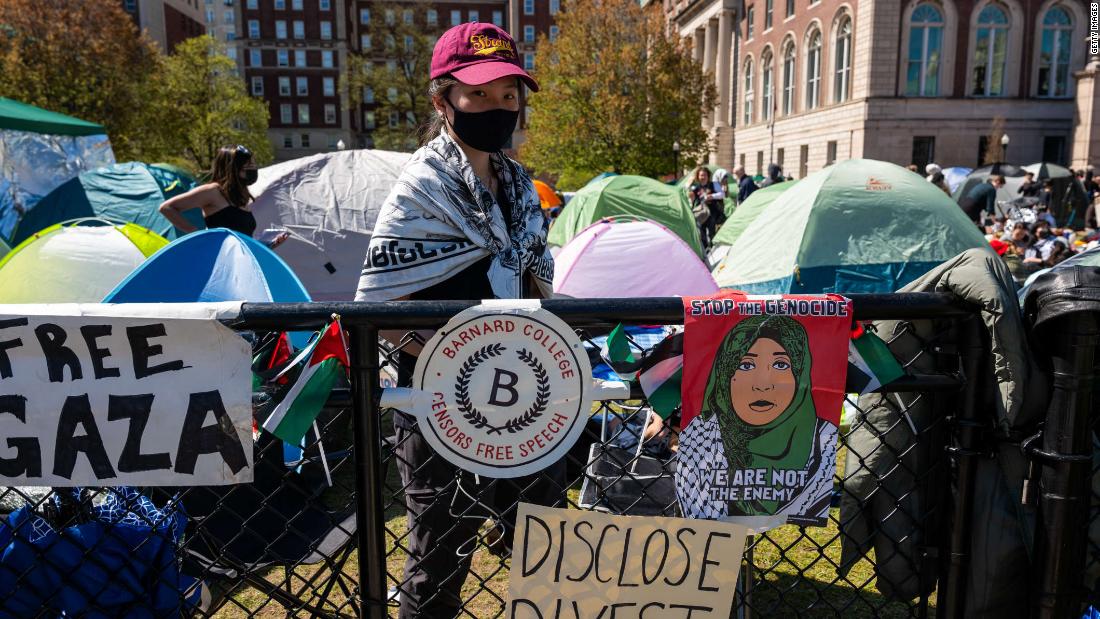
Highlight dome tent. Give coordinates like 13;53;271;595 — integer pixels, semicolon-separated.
0;221;166;303
106;228;310;305
712;159;989;294
249;149;410;301
706;180;797;266
12;161;202;245
553;218;718;298
548;175;702;256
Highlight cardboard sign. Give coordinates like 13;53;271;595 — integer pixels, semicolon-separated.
413;303;591;478
507;503;746;618
0;305;253;486
676;292;850;528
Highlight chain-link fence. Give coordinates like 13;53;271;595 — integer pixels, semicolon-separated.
0;295;1094;617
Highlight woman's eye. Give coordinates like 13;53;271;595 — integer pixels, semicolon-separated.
772;360;791;371
504;93;515;99
737;361;755;371
473;90;486;97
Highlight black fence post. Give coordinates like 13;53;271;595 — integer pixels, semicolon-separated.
1032;311;1100;618
940;315;986;619
349;323;388;619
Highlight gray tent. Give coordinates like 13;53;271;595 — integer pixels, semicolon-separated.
250;149;410;301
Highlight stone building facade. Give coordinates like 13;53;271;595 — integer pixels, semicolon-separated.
670;0;1092;176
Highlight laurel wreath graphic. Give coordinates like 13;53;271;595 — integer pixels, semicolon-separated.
454;344;550;436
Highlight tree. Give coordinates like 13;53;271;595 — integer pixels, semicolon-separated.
982;116;1007;166
0;0;163;161
521;0;716;188
347;4;443;151
150;36;273;172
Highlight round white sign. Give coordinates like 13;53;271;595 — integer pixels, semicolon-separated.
413;304;592;478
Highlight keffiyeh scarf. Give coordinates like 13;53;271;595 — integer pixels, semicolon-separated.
355;132;553;301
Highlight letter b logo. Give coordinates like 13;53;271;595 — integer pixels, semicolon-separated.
488;368;520;407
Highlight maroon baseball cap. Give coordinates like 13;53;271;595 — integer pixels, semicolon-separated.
431;22;539;92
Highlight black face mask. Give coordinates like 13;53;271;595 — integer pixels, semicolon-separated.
445;96;518;153
242;168;259;186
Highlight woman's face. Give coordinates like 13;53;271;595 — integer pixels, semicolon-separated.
729;337;797;426
696;169;709;183
436;77;520;121
237;158;257;180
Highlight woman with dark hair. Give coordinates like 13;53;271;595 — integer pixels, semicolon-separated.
158;145;287;245
355;22;557;619
678;315;836;521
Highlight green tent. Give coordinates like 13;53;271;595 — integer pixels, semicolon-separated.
711;159;989;294
711;180;797;249
0;97;106;136
11;161;203;244
548;174;703;256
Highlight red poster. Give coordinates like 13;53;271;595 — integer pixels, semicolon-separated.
675;291;851;528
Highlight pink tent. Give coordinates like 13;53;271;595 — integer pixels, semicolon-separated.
553;218;719;298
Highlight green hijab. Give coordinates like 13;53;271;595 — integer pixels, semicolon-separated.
701;314;817;514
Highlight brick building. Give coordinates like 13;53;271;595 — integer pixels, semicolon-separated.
239;0;353;160
122;0;207;53
669;0;1091;176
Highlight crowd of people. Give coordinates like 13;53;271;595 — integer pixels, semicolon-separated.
915;162;1100;286
686;163;789;249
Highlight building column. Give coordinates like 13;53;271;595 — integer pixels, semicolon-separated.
693;28;705;64
715;11;732;126
1071;62;1100;170
702;18;718;129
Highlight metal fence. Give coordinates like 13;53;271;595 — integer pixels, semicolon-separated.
0;294;1095;618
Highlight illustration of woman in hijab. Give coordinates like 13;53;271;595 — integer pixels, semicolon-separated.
695;314;836;519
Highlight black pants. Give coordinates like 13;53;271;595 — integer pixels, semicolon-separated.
394;421;566;618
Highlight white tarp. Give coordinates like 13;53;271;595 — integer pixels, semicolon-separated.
0;303;252;487
251;149;410;301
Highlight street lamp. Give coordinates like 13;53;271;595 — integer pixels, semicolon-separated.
1000;133;1010;163
672;140;681;179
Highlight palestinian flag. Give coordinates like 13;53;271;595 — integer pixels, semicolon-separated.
638;332;683;418
846;323;905;395
600;323;639;376
252;331;293;389
263;319;349;445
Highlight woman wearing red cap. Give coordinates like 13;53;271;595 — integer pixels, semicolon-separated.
356;22;558;618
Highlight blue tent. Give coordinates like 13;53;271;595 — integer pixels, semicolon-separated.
105;228;310;305
12;162;204;244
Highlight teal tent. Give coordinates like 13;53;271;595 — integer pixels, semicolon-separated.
706;180;797;267
711;159;990;294
11;161;203;244
548;174;702;256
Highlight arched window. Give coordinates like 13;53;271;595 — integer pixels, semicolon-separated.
782;42;796;115
743;59;754;125
762;50;774;121
1038;6;1073;98
805;29;822;110
833;17;852;102
972;4;1009;96
906;4;943;96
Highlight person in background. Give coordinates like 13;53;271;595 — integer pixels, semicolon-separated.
158;145;287;247
924;163;941;181
930;171;951;196
907;164;920;174
1084;168;1098;203
1039;179;1055;211
355;23;560;618
734;164;757;203
1085;194;1099;231
759;163;784;188
960;175;1005;225
713;168;732;217
1018;171;1040;198
688;166;726;248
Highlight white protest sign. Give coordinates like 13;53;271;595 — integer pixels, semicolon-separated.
507;503;747;618
0;304;253;486
412;303;591;478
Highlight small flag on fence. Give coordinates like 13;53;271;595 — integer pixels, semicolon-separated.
637;333;683;418
600;323;637;374
846;323;905;395
263;318;349;445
